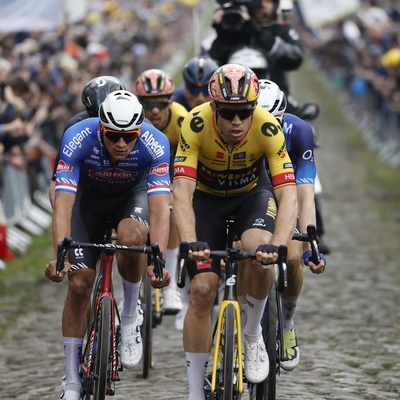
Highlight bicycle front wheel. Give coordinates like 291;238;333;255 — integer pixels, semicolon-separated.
256;287;277;400
142;273;153;379
222;303;237;400
93;296;111;400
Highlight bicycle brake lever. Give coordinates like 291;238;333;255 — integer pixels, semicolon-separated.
306;224;321;265
278;245;288;292
150;242;164;283
56;236;72;275
177;241;189;288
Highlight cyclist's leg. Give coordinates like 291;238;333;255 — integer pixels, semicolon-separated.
184;192;227;399
236;187;277;384
114;184;150;369
280;238;303;371
163;194;182;314
61;189;102;397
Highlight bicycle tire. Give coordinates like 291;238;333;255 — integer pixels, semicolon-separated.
222;303;236;400
93;296;112;400
142;273;153;379
255;287;277;400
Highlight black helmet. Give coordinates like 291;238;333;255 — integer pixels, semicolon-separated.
183;56;219;87
82;76;125;117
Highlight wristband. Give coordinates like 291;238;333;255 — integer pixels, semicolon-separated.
303;250;327;268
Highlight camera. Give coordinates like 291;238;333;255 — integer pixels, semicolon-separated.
216;0;262;32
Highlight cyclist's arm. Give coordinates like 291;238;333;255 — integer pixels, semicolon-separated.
52;191;75;258
148;193;171;257
272;185;298;247
259;110;298;246
172;177;197;243
296;183;316;253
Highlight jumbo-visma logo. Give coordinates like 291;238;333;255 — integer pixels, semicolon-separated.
149;163;169;176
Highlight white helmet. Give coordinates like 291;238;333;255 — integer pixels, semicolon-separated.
258;79;287;118
99;90;144;131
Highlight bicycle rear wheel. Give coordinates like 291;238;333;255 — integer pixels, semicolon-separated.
142;273;153;379
255;287;277;400
222;303;237;400
93;296;111;400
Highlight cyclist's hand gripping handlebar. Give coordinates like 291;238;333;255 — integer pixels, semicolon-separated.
56;236;72;275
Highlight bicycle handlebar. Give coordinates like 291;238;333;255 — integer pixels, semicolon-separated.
56;237;165;281
292;224;321;265
177;223;321;287
177;242;288;289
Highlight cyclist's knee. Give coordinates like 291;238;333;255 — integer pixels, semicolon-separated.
68;271;94;299
190;276;217;310
117;218;148;245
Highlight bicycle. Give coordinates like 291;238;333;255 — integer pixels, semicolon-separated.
177;216;289;400
56;218;164;399
249;224;321;400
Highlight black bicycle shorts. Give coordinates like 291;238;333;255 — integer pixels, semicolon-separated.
186;185;277;280
68;177;149;271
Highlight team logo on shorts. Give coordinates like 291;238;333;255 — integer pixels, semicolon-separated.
253;218;266;227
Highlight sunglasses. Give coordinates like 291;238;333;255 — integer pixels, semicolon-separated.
216;105;256;121
102;127;140;144
141;100;170;111
188;85;209;96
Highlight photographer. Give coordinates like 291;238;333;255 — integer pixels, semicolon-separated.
206;0;303;113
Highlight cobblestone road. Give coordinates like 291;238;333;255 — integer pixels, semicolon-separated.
0;65;399;400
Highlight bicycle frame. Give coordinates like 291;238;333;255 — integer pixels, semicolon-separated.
80;247;119;394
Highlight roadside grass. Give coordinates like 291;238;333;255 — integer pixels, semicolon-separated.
0;226;53;286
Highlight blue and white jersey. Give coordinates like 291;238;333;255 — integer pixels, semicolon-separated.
266;113;316;185
55;118;171;196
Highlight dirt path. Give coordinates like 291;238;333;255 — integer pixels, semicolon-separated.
0;63;399;400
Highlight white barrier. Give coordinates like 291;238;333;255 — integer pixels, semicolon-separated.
1;163;52;255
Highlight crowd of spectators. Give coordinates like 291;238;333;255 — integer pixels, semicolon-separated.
0;0;196;266
292;0;400;166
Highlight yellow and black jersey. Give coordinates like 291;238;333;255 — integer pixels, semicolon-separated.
162;101;188;155
174;102;295;197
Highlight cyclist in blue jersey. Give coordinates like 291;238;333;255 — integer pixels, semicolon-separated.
172;55;219;111
45;90;171;400
49;75;126;208
259;79;326;371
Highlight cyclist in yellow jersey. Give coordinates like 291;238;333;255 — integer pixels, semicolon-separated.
135;69;188;314
173;63;298;399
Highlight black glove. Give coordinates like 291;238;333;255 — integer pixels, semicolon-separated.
256;244;279;254
188;241;210;252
